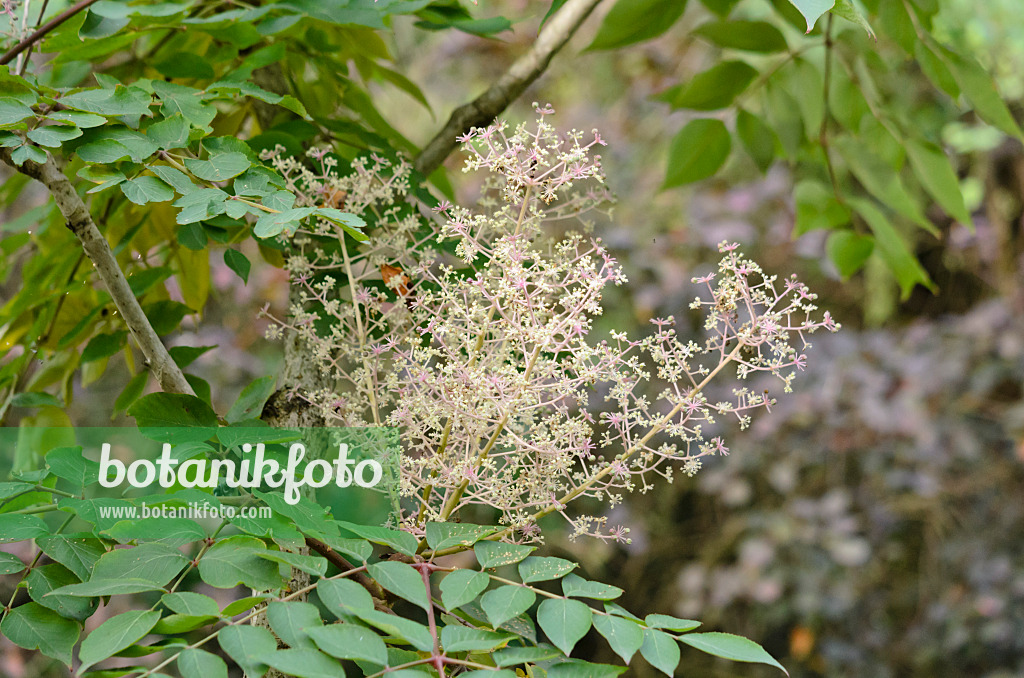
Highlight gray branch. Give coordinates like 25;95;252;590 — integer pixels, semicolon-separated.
0;148;195;396
413;0;604;178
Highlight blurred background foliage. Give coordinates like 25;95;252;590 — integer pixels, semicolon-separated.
1;0;1023;676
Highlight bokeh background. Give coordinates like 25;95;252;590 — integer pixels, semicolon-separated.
3;1;1024;676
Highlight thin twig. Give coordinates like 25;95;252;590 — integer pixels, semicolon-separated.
413;0;604;178
0;148;194;395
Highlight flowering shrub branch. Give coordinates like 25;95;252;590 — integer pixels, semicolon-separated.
263;105;839;546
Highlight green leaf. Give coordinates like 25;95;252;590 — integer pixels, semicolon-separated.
227;375;276;423
263;189;296;211
153;612;219;635
61;85;153;118
26;563;98;622
644;613;702;632
944;49;1024;140
474;541;536;569
640;628;680;676
694;20;788;52
256;550;328;577
440;569;489;609
0;551;25;575
905;138;973;229
826;230;874;278
88;126;159;162
700;0;741;16
103;517;207;546
793;179;850;234
218;625;275;678
663;119;731;187
593;612;644;663
309;624;387;664
416;15;512;37
10;143;44;165
267;601;323;650
177;221;208;250
850;198;935;298
0;97;35;125
587;0;688;50
547;661;627;678
441;626;515;652
1;602;78;666
538;598;593;656
27;125;83;147
169;345;215;368
80;9;129;39
174;187;229;224
224;248;251;284
518;556;576;583
76;138;131;163
79;609;161;672
46;446;99;490
151;165;196;194
915;42;959;99
178;648;228;678
560;573;623;600
835;136;936;235
318;536;372;563
52;578;165;597
10;392;62;408
481;585;536;629
783;58;824;139
155;53;216;80
81;330;126;362
336;520;419;556
121;175;172;206
345;607;434;652
317;577;376;616
146;114;191;150
184;152;251;181
425;522;495;550
0;514;48;542
127;392;218;443
494;644;562;667
679;632;789;674
660;61;757;110
161;592;220;617
91;542;189;586
144;300;193;335
37;536;105;581
198;536;285;590
830;0;875;40
785;0;834;32
152;80;216;128
314;207;367;239
261;649;345;678
736;109;777;173
47;110;106;128
218;595;269;618
253;207;316;238
0;481;33;498
367;561;430;611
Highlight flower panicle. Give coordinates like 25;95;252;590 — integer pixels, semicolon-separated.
266;108;839;543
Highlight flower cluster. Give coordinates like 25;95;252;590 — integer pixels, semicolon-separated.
263;106;839;544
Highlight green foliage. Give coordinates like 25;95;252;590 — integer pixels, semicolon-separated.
586;0;689;51
583;0;1018;298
